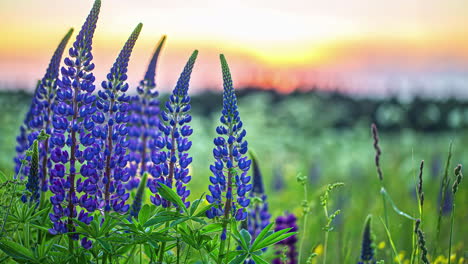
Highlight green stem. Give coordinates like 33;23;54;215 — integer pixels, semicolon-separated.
448;202;455;264
299;183;308;262
323;206;329;264
433;142;452;257
380;217;402;264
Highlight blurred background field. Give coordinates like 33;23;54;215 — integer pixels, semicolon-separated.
0;88;466;263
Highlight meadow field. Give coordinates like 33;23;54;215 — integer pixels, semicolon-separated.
0;0;467;263
0;89;466;263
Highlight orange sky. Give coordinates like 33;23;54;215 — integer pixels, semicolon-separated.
1;0;467;97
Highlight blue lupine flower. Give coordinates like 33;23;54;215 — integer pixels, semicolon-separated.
14;29;73;185
48;0;101;238
96;23;143;213
358;216;375;264
148;50;198;208
206;54;252;222
127;35;166;190
247;153;271;241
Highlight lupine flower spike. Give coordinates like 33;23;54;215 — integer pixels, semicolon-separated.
96;23;143;213
247;152;271;241
14;29;73;186
128;35;166;190
148;50;198;208
48;0;100;241
358;215;375;264
206;54;252;222
273;213;298;264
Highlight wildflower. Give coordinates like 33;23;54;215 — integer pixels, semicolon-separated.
48;0;101;238
14;29;73;187
273;213;298;264
128;35;166;189
247;153;271;241
359;215;375;264
206;54;252;222
148;50;198;208
96;23;143;213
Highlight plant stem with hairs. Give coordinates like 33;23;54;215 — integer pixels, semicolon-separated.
297;173;310;263
320;182;343;264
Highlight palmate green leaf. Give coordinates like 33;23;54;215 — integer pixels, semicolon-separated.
237;229;251;250
169;216;190;227
0;240;36;263
138;204;151;224
143;211;180;228
157;182;187;213
189;197;203;216
97;238;112;253
200;223;223;234
251;255;269;264
229;253;248;264
251;228;296;252
194;203;214;218
250;223;273;250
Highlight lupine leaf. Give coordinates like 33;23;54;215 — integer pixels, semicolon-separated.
251;228;295;251
250;222;273;249
157;182;187;213
0;240;36;262
251;255;270;264
143;211;179;228
200;223;224;234
229;253;248;264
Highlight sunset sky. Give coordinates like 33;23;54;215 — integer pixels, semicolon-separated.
1;0;467;97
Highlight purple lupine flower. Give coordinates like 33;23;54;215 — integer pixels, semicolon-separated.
14;29;73;184
96;23;143;213
127;35;166;190
48;0;101;238
247;153;271;241
148;50;198;208
206;54;252;224
272;213;298;264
